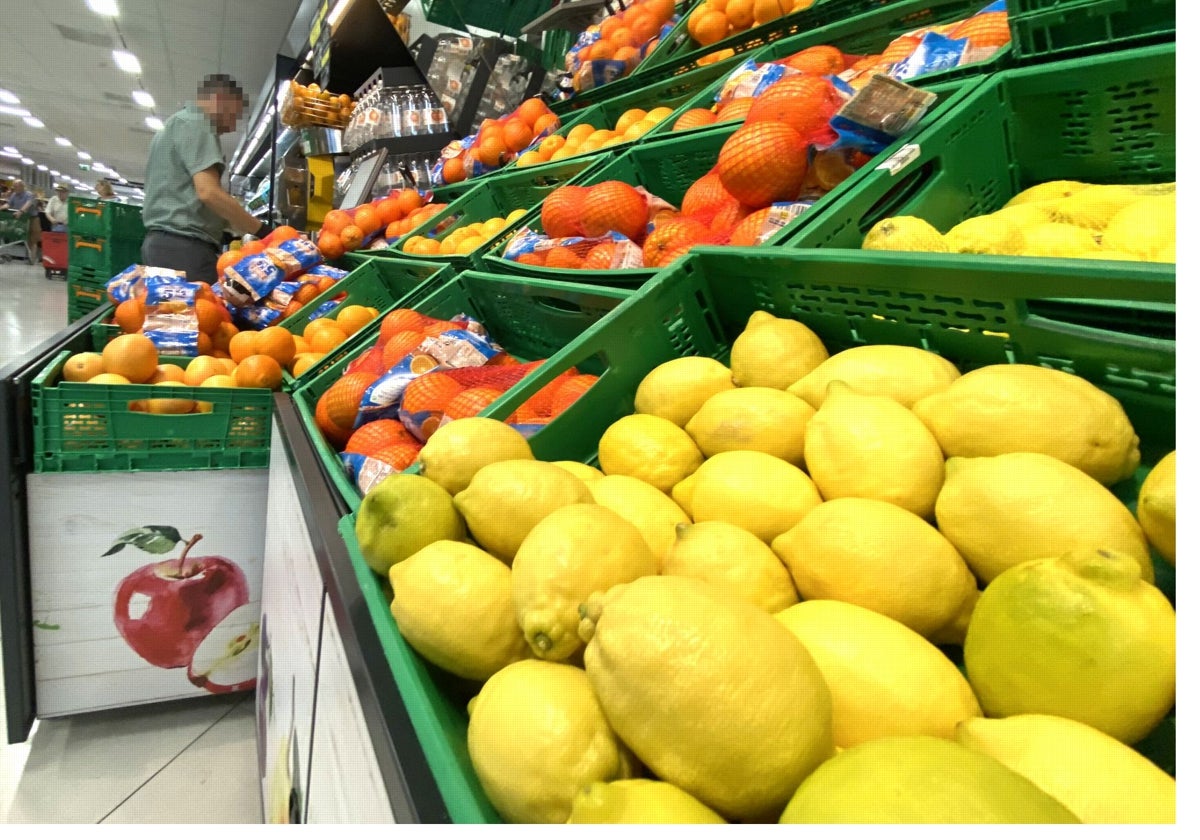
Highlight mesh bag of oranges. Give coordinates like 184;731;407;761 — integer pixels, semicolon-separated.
432;98;562;186
316;188;441;260
560;0;679;96
219;234;324;308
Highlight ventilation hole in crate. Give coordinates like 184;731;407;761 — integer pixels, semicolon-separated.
933;294;965;305
918;306;948;318
952;311;987;323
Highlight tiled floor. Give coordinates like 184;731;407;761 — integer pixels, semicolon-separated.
0;261;262;823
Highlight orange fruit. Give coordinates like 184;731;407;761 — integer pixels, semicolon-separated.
401;372;464;415
340;224;365;252
643;0;676;24
315;391;353;448
583;242;618;269
715;97;756;122
265;225;300;246
294;283;320;305
629;10;662;44
309;325;349;354
395;188;423;216
385;219;411;238
691;10;729;46
196;332;213;357
729;206;774;245
642;217;714;267
228;330;260;364
114;298;146;334
292;334;311;354
578;180;649;240
549;374;599;416
717;121;809;207
149;363;187;384
613;45;641;67
444;387;506;421
879;34;922;65
304;317;340;343
609;27;636;49
710;199;753;237
442;156;466;184
348;345;387;378
317;230;345;260
503;119;535;153
62;352;106;382
516;251;547;266
234;355;283;390
344;419;410;456
745;74;843;143
541;185;589;238
195;298;224;335
753;0;793;26
240;240;266;257
948;11;1012;47
323;371;378;430
101;333;158;383
533;113;560;137
784;44;845;74
673;108;718;131
88;373;132;385
516;97;553;129
335;304;379;337
215;357;238;375
680;170;737;218
379;308;427;343
323;209;354;235
291;352;325;378
545;245;585;269
183;355;227;386
369;440;422;471
256;325;297;367
726;0;756;29
354;205;383;235
476;134;510;168
599;15;625;41
589;39;617;61
316;276;339;294
215;250;240;277
383;330;427;369
422;319;462;338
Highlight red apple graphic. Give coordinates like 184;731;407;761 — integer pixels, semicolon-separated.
109;527;250;669
188;603;260;694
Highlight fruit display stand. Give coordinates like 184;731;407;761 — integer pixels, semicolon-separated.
480;74;976;285
65;199;145;325
777;41;1175;251
329;244;1174;822
1006;0;1175;63
638;0;1013;146
292;266;636;510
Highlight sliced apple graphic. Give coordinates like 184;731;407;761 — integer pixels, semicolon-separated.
188;603;260;694
109;526;250;669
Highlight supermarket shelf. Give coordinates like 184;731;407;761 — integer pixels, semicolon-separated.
521;0;611;35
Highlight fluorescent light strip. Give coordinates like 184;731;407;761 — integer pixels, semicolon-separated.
55;137;71;146
0;104;31;118
112;50;141;74
0;89;19;104
328;0;353;29
78;151;92;160
145;116;164;130
0;151;21;159
132;90;155;108
2;146;16;154
86;0;119;16
36;164;48;171
20;157;33;165
23;116;44;128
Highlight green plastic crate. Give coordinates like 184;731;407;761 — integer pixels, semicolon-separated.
639;0;1013;146
278;253;455;393
482;75;976;285
420;0;553;37
65;196;145;240
385;151;614;270
67;276;108;323
68;233;143;276
337;245;1175;822
1008;0;1175;63
32;349;273;473
779;42;1174;250
292;270;633;510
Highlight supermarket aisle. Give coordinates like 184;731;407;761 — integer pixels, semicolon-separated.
0;262;262;824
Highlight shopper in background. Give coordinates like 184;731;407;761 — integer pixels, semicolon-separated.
140;73;270;284
95;178;116;199
4;179;42;262
46;184;69;231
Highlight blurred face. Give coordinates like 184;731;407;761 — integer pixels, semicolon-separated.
12;180;24;192
208;91;247;134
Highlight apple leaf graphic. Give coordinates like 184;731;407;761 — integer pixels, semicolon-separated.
103;526;185;556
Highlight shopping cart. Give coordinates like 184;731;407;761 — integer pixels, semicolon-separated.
41;230;67;278
0;210;32;263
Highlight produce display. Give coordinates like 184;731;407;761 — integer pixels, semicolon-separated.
434;98;562;186
281;81;356;129
561;0;680;95
400;209;529;256
315;188;446;260
514;107;678;167
862;180;1176;261
348;304;1175;823
686;0;818;47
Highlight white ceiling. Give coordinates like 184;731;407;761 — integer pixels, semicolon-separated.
0;0;302;186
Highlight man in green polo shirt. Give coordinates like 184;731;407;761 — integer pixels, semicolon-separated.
141;74;271;284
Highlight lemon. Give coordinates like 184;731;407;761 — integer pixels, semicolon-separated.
670;473;696;518
1021;222;1101;257
688;450;823;543
355;474;467;576
588;474;691;567
861;216;950;252
579;576;833;822
1050;184;1144;231
780;735;1080;823
729;310;829;390
991;202;1055;229
512;504;656;661
633;356;735;427
954;714;1175;823
417;417;534;496
505;208;527;224
963;548;1175;745
552;460;605;484
945;215;1024;255
775;600;981;747
927;587;981;647
684;386;815;464
388;541;527;681
1137;450;1175;564
569;780;725;824
597;413;704;493
1004;180;1092;207
454;460;593;563
935;452;1152;584
1102;194;1174;259
772;498;976;638
664;521;798;613
787;344;960;409
467;660;637;823
803;382;943;518
911;364;1140;486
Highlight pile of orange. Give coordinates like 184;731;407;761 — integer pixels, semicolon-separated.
316;188;438;260
685;0;816;48
111;282;236;360
567;0;677;91
440;98;559;185
515;105;677;168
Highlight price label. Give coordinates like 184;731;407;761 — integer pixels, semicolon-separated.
876;144;921;176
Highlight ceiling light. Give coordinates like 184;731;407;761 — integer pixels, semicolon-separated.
55;137;71;146
50;170;60;176
36;164;48;171
328;0;353;29
0;104;31;118
78;151;92;160
145;116;164;131
20;157;33;165
23;116;44;128
86;0;119;16
132;90;155;108
0;89;19;104
0;151;20;159
112;50;141;74
2;146;16;154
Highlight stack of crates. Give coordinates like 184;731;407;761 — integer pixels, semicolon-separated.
65;197;146;323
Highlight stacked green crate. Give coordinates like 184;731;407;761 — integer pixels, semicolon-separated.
65;198;146;324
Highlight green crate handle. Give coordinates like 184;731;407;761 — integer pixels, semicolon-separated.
856;158;940;233
74;206;103;218
74;239;104;251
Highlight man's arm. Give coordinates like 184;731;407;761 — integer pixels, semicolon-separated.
193;167;266;236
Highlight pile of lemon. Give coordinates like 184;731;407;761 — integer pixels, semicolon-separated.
400;209;528;257
353;310;1176;824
